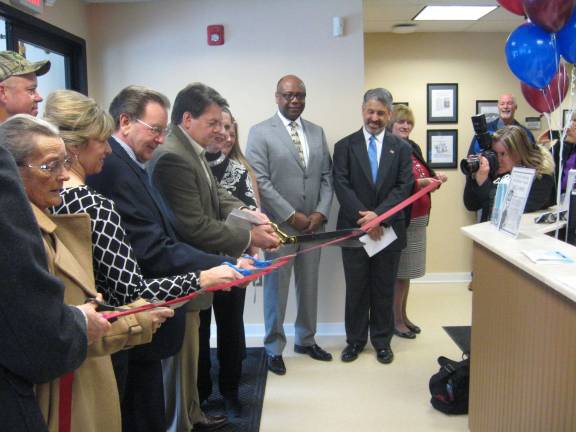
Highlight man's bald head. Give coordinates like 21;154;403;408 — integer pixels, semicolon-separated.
275;75;306;121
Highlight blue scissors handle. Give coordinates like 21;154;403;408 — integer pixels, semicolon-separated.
224;261;253;276
241;254;273;268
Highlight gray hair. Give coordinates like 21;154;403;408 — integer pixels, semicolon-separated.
109;85;170;130
0;114;60;164
363;88;393;111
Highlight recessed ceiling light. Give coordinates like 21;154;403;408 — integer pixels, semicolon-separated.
413;5;498;21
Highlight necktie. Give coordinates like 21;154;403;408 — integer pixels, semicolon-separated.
368;135;378;183
289;121;306;167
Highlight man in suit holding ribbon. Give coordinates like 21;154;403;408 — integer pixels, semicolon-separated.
333;88;413;365
246;75;334;375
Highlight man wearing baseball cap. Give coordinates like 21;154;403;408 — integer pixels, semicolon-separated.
0;51;50;122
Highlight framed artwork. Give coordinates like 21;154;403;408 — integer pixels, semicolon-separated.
427;83;458;123
564;109;573;128
426;129;458;169
476;100;499;116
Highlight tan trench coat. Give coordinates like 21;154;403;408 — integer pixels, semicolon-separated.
32;205;155;432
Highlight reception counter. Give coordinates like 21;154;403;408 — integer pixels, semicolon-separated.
462;214;576;432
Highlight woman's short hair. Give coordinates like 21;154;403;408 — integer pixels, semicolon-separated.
492;125;555;178
387;104;414;131
0;114;59;165
44;90;114;150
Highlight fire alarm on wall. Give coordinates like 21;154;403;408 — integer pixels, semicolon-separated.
207;25;224;46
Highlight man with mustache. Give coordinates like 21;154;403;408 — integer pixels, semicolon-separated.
468;93;535;155
333;88;413;365
0;51;49;122
246;75;334;375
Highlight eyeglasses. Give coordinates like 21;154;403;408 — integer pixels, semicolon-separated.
20;155;74;176
136;119;169;136
279;92;306;102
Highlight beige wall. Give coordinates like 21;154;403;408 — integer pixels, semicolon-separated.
365;32;565;275
86;0;365;327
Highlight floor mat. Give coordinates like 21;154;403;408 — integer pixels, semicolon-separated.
202;347;268;432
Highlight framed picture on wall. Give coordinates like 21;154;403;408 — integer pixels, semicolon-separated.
476;100;499;119
426;129;458;169
564;109;573;128
427;83;458;123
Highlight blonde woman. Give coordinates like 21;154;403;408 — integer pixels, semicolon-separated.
464;125;555;221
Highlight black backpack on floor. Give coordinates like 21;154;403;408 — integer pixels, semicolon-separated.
429;356;470;414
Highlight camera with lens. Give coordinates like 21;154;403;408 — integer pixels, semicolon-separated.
459;114;499;178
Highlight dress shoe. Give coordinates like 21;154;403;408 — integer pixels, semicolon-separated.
394;328;416;339
294;343;333;361
407;323;421;334
224;396;242;418
341;344;363;362
267;354;286;375
192;414;228;431
376;347;394;364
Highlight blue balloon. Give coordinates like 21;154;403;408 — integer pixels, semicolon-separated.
558;9;576;64
505;22;559;89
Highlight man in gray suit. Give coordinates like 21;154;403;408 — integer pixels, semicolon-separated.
246;75;334;375
149;83;279;431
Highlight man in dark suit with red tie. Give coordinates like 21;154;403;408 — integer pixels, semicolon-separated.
333;88;414;365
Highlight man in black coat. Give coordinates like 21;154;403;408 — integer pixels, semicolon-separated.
87;86;230;432
333;88;414;365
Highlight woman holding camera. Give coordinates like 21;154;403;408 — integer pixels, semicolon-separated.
464;125;555;222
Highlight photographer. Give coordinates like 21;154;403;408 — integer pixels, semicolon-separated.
464;125;555;222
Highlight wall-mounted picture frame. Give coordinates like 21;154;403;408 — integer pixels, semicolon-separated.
427;83;458;123
476;100;498;116
564;109;573;128
393;102;409;107
427;129;458;169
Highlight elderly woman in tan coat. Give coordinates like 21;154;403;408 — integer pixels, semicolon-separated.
0;114;174;432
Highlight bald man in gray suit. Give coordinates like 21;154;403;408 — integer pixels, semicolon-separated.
246;75;333;375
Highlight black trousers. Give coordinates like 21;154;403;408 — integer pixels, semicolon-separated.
198;287;247;400
342;248;400;350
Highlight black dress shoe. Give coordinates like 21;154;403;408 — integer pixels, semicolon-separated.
294;343;333;361
341;344;363;362
407;323;421;334
224;396;242;418
376;347;394;364
267;354;286;375
192;414;228;431
394;328;416;339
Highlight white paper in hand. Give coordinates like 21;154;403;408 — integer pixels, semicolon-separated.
360;226;397;257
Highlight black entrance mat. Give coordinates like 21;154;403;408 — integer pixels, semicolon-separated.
443;326;471;356
202;347;268;432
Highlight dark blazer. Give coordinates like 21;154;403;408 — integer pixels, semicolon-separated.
0;146;87;431
87;137;227;360
333;129;414;251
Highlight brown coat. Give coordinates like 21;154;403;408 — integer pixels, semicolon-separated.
31;205;155;432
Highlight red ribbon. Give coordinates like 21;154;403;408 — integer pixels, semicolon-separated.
102;181;439;321
58;372;74;432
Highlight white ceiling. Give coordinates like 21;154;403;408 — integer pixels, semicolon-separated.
364;0;526;33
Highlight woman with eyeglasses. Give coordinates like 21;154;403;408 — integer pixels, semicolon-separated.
0;114;169;432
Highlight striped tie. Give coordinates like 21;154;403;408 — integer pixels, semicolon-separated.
289;121;306;167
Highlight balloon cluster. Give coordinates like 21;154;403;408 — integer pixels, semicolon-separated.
501;0;575;113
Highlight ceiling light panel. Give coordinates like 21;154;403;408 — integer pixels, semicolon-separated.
413;6;498;21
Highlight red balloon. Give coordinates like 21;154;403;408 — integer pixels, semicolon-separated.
521;62;569;113
524;0;576;33
498;0;525;15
